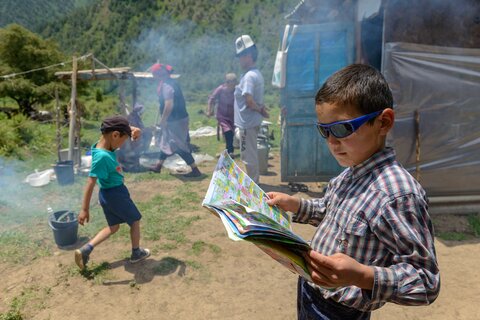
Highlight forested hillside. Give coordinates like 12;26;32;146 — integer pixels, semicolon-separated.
0;0;94;32
2;0;299;94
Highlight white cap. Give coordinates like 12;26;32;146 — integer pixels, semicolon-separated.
235;35;255;56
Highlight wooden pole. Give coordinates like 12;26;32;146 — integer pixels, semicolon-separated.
380;4;387;72
55;87;61;162
91;56;120;78
132;79;137;110
119;80;127;115
415;110;421;182
91;54;96;80
68;56;78;163
75;102;82;167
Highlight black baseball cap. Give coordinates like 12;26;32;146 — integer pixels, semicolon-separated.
100;115;132;137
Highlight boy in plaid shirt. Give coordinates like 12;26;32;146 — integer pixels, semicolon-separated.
267;64;440;319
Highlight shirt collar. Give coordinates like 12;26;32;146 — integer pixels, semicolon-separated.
348;147;396;180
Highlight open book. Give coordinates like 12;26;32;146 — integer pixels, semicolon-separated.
202;150;312;281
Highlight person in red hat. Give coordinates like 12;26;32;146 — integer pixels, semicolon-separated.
148;63;202;177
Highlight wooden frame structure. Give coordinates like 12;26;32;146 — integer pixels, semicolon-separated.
54;54;155;166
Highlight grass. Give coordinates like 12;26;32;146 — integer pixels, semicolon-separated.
185;260;203;270
191;240;222;256
0;310;23;320
0;230;51;264
0;284;52;320
79;262;112;283
63;260;113;284
467;214;480;236
437;232;468;241
123;183;203;244
436;213;480;241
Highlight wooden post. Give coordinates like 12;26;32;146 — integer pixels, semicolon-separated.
380;4;387;72
68;56;78;163
91;54;96;80
132;79;137;110
75;102;82;167
119;80;127;115
55;87;61;162
414;110;421;182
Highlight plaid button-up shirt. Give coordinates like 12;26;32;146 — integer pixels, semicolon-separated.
294;147;440;311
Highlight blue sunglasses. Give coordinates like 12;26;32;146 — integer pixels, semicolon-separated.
316;111;382;139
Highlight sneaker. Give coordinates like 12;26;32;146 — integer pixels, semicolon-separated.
148;163;162;173
74;246;91;270
299;184;309;193
184;167;202;178
130;248;151;263
288;183;299;192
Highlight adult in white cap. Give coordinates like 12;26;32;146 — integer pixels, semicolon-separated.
234;35;268;184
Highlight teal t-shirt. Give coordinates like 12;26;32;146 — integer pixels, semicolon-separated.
89;143;124;189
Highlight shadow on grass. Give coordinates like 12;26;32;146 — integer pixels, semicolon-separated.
56;236;90;251
101;256;187;285
79;261;111;280
169;172;209;182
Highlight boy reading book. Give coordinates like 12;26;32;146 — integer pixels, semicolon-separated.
266;64;440;319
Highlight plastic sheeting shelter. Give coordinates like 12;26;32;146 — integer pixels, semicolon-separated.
383;42;480;196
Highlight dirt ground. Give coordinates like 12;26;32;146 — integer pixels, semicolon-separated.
1;151;479;319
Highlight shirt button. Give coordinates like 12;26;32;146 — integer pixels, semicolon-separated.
338;238;349;250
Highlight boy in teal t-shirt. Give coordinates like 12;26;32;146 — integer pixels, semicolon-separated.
75;115;150;270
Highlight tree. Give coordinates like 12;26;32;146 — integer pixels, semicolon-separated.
0;24;68;115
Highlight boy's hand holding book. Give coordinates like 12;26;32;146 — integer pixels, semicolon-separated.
306;250;374;290
266;192;301;213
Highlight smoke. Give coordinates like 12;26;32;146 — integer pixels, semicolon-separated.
0;157;83;232
127;3;296;102
133;22;238;94
125;14;282;127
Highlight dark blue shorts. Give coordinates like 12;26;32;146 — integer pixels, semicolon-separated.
99;184;142;227
297;277;371;320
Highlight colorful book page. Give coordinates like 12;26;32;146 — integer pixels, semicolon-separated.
203;151;291;229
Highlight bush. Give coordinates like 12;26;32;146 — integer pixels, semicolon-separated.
0;113;58;159
0;114;23;157
95;89;103;102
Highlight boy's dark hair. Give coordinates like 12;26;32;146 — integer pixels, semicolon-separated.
315;64;393;121
100;115;132;137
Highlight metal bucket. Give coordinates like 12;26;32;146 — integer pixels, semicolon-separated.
257;139;269;175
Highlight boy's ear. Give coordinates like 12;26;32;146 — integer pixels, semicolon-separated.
379;108;395;135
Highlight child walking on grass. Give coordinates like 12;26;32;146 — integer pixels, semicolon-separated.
267;64;440;319
75;115;150;270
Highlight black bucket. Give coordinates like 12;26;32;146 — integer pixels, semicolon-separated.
48;210;78;247
54;160;74;185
